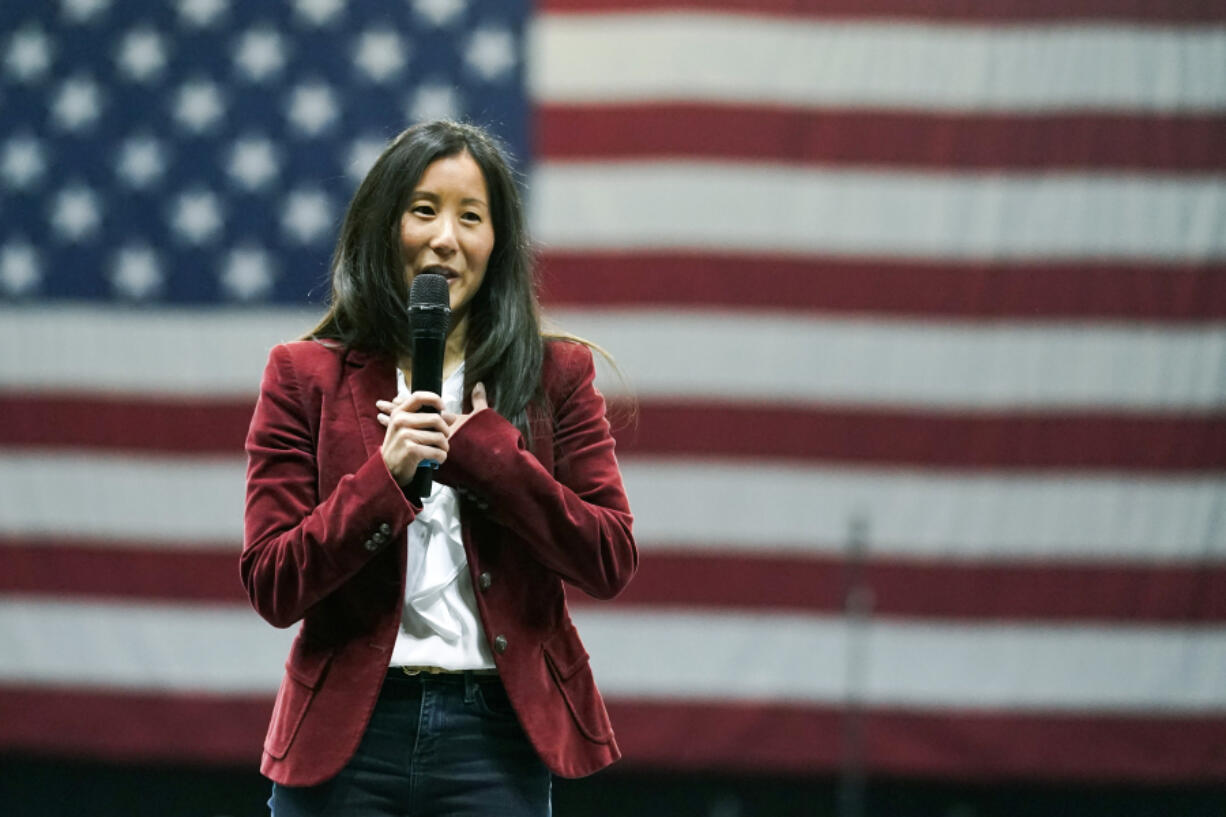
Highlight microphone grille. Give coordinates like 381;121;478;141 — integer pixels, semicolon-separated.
409;272;451;335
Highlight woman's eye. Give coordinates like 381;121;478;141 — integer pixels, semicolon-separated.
461;211;482;224
411;204;435;216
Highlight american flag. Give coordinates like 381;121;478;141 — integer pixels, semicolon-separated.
2;0;1226;783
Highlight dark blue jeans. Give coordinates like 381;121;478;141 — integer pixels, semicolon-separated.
269;670;552;816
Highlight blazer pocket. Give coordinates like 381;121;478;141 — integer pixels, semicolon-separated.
263;644;334;760
543;625;614;744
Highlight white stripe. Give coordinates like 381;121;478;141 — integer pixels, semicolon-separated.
2;599;1224;711
529;162;1226;260
1;453;1222;563
553;309;1226;410
530;14;1226;111
4;307;1225;411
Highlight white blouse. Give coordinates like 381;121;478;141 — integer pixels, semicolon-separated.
389;363;496;670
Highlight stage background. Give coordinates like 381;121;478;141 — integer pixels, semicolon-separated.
1;0;1224;813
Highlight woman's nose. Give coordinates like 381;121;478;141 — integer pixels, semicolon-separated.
429;215;458;254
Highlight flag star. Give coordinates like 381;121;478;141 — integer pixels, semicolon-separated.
345;136;387;185
282;189;333;244
116;135;168;188
407;82;461;124
5;26;54;82
220;246;276;301
0;240;41;296
51;75;103;132
287;82;339;137
464;27;517;82
354;31;406;83
413;0;467;27
178;0;229;28
61;0;111;23
171;190;224;244
294;0;344;27
2;135;48;191
234;28;286;82
174;79;226;133
50;185;102;242
110;245;163;300
116;27;167;83
227;136;280;191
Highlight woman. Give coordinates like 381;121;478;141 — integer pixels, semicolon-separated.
241;120;637;815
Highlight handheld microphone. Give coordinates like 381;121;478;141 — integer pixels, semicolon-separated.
407;271;451;501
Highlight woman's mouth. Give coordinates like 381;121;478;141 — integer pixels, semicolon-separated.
420;265;459;282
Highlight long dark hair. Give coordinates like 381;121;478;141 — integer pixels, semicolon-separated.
308;120;543;437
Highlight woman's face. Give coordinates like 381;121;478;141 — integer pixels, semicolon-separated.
399;151;494;322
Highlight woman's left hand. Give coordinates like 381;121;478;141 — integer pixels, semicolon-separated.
444;381;489;436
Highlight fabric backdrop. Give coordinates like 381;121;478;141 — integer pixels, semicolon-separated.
1;0;1225;782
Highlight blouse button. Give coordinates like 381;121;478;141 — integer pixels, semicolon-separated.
493;635;508;654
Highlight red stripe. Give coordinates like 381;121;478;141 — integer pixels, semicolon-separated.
2;687;1222;780
602;551;1226;623
0;687;267;766
539;105;1226;171
0;393;252;454
538;252;1226;320
4;393;1225;470
607;701;1226;781
5;539;1225;623
619;402;1226;471
540;0;1226;23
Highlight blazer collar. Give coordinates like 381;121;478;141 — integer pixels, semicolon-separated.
345;352;397;457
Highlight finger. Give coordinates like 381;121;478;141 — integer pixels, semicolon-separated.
391;412;451;434
471;382;489;411
377;413;389;426
441;411;458;424
401;391;446;413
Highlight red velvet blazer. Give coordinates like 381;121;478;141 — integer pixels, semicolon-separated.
240;338;637;786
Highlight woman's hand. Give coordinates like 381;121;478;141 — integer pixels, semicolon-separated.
444;382;489;436
376;392;449;486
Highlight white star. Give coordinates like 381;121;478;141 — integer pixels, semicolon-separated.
345;136;387;185
220;246;276;301
287;81;339;137
115;135;168;188
407;82;461;124
171;190;224;244
465;27;517;82
51;75;103;132
2;135;47;191
174;78;226;133
0;240;41;296
413;0;467;27
5;25;54;82
227;136;280;191
110;245;163;300
233;28;286;82
61;0;111;23
50;185;102;242
294;0;344;27
282;189;333;244
178;0;229;28
353;31;406;83
116;27;167;83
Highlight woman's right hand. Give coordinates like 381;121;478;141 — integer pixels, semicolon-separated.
375;392;449;486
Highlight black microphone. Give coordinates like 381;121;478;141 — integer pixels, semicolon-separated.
407;271;451;501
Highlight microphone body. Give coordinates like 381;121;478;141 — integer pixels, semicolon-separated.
406;272;451;501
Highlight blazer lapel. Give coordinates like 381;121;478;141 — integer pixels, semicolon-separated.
344;350;397;459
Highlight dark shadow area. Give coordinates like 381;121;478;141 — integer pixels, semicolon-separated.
2;755;1223;817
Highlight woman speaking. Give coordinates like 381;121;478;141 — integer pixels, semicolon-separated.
240;120;637;815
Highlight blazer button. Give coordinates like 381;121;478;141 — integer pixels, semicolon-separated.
493;635;508;654
363;539;378;552
478;571;492;591
372;531;387;545
378;522;392;535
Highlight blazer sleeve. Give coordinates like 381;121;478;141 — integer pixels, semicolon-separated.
240;344;417;628
434;343;637;600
